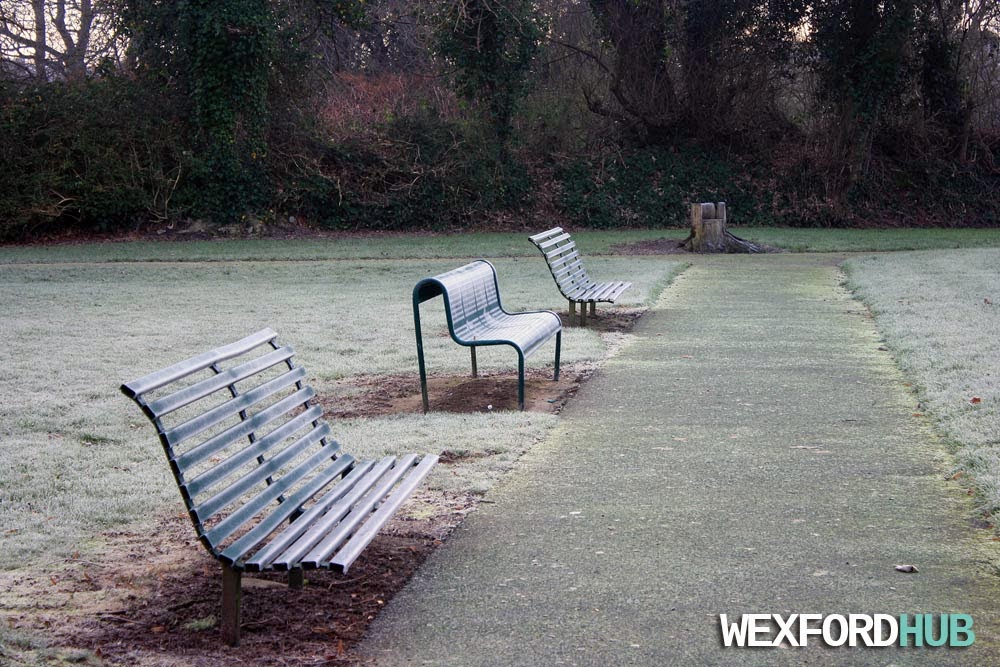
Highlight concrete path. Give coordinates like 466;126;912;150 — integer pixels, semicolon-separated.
358;255;1000;666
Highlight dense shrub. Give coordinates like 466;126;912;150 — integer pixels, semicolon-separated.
0;78;187;239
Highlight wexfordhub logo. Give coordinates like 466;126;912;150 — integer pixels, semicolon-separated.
719;613;975;648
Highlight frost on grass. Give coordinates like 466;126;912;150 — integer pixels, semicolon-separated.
844;249;1000;525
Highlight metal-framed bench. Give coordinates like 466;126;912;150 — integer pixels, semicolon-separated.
120;328;438;646
413;260;561;412
529;227;632;325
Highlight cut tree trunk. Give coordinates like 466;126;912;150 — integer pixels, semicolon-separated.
682;202;762;253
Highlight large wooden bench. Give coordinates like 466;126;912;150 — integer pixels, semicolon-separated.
413;260;561;411
529;227;632;325
120;329;437;646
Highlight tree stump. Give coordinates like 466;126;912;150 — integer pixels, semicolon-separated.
682;202;762;253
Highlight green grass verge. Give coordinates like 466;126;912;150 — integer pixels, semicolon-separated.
0;253;683;569
844;248;1000;525
3;227;1000;264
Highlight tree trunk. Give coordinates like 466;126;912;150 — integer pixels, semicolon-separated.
32;0;47;81
682;202;762;253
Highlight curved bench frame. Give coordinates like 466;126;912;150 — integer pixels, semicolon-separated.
413;260;562;411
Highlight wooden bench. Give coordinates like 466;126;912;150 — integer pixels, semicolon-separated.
529;227;632;325
413;260;562;411
120;329;438;646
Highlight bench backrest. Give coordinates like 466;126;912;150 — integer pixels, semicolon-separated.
413;260;505;341
528;227;594;299
121;329;348;558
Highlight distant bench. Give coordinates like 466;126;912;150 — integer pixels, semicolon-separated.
413;260;561;411
529;227;632;325
121;329;437;646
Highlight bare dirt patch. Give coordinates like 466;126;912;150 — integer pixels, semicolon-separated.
1;492;472;667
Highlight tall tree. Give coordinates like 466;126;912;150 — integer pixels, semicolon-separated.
434;0;544;151
810;0;917;190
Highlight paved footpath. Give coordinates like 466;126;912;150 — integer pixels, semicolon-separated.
358;255;1000;666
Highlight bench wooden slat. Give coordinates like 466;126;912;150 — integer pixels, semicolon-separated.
536;232;572;251
544;243;577;262
198;426;338;535
269;456;402;570
173;385;315;472
241;458;381;570
185;405;326;497
300;454;420;568
122;328;279;398
164;366;307;448
528;227;564;244
193;418;332;521
332;453;439;573
221;453;364;565
147;346;296;418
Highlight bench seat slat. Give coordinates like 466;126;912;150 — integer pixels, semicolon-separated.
263;457;398;570
173;385;314;472
219;454;364;571
202;435;341;546
219;452;361;565
453;311;561;358
331;453;440;573
147;346;295;418
240;458;382;570
299;454;420;568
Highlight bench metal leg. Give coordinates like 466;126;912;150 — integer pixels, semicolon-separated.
470;346;478;378
554;331;561;382
579;305;587;326
568;300;575;318
221;564;242;646
288;568;304;590
414;302;430;413
517;354;525;411
589;301;596;316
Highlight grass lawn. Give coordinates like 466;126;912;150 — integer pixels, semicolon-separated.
0;250;683;569
844;249;1000;527
3;229;1000;665
2;227;1000;264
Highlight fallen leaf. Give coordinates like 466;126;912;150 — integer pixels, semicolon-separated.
151;625;167;633
970;397;982;404
894;564;918;573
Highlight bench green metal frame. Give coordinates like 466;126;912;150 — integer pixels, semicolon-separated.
529;227;632;325
121;329;437;646
413;260;561;411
